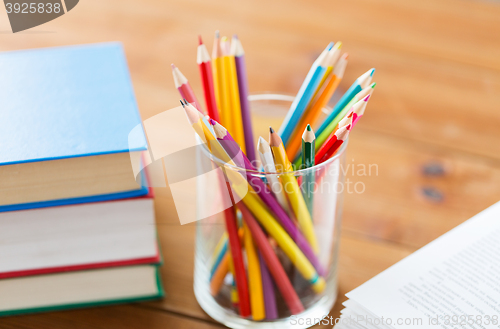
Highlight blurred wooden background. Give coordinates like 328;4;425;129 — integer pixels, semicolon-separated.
2;0;500;328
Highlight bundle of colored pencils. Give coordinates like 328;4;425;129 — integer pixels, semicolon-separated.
172;32;375;320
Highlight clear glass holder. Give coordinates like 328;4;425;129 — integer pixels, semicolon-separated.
193;94;347;329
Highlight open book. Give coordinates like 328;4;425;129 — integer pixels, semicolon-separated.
336;201;500;329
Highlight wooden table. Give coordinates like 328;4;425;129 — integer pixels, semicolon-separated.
2;0;500;327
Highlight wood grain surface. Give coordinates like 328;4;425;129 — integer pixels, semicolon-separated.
1;0;499;327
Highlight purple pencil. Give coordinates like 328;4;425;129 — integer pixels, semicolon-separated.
210;119;325;276
231;36;256;164
259;252;278;319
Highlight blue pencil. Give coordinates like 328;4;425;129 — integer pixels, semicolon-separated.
315;68;375;138
278;43;333;146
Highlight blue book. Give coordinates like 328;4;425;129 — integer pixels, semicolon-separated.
0;43;149;212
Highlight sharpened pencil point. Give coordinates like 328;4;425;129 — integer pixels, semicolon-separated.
209;118;217;125
363;95;371;101
183;98;188;105
306;124;312;131
171;63;176;70
180;100;185;107
233;34;238;39
215;30;219;38
198;35;203;45
369;68;375;76
371;82;377;88
326;42;334;51
269;127;274;133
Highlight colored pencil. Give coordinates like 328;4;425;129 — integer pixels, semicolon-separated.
212;31;222;109
222;36;246;153
238;201;304;314
210;251;229;296
269;127;319;252
315;121;351;164
197;36;220;122
211;120;325;275
240;192;325;294
243;222;265;320
258;252;277;319
287;53;348;161
210;236;228;280
194;115;325;293
182;102;251;317
278;43;332;146
301;125;316;216
315;68;374;138
257;137;291;214
316;87;373;147
172;64;204;114
351;94;371;126
309;41;342;103
328;94;370;140
213;32;232;129
232;35;256;163
293;82;375;169
227;252;239;306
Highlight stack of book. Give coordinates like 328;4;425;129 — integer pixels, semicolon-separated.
0;43;163;316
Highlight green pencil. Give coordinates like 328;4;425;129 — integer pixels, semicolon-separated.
301;124;316;217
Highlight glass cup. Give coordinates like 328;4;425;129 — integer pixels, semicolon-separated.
193;94;347;328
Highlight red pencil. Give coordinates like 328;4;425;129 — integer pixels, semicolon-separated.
197;36;220;122
223;185;251;317
171;63;205;114
315;121;351;164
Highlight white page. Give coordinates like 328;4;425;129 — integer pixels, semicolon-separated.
346;201;500;329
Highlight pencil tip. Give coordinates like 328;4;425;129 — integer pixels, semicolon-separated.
306;124;312;131
183;98;188;105
269;127;275;133
233;34;238;39
371;82;377;88
343;53;349;60
209;118;217;125
326;42;334;51
215;30;219;38
363;94;371;101
198;35;203;45
171;63;176;70
180;100;185;107
335;41;342;49
370;68;375;76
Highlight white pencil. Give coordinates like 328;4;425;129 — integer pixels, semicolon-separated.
257;137;291;214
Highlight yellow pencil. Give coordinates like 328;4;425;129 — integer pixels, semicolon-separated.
243;222;265;320
269;127;319;252
220;36;246;153
213;32;231;129
227;252;239;304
